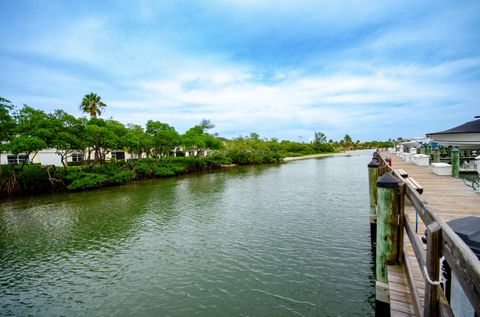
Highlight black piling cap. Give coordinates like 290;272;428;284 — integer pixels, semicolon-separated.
368;159;379;168
377;173;399;188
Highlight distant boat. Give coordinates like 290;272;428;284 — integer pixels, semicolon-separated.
426;116;480;149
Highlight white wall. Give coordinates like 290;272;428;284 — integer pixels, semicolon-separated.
37;150;63;166
0;150;63;166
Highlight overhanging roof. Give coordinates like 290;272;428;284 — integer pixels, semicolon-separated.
427;118;480;136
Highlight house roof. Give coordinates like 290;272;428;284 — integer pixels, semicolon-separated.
427;118;480;136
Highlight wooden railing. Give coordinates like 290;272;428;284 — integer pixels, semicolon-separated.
374;152;480;317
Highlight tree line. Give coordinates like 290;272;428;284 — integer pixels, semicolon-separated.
0;93;392;195
0;95;223;169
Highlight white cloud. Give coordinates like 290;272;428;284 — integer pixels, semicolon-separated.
2;1;479;140
101;56;478;139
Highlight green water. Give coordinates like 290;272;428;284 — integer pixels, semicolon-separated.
0;153;375;316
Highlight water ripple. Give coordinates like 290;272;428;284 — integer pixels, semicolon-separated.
1;152;375;316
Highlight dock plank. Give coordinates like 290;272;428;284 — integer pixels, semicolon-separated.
383;152;480;317
388;265;416;316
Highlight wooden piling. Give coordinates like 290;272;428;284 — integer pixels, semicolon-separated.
368;158;379;247
397;182;405;264
433;147;440;163
376;173;400;303
451;147;459;177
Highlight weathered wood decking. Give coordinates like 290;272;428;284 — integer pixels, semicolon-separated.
388;265;416;316
382;153;480;316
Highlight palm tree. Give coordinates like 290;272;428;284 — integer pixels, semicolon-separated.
80;93;106;118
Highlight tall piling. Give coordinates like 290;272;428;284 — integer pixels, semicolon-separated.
368;158;379;248
375;173;400;305
433;147;440;163
451;147;459;177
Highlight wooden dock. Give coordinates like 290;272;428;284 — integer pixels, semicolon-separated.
389;154;479;223
369;152;480;317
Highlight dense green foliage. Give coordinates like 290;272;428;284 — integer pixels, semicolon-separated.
0;95;393;197
0;156;230;193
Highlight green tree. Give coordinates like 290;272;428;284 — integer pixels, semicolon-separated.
13;106;55;164
311;131;334;153
314;132;327;144
0;97;16;171
50;110;86;170
224;135;281;164
249;132;260;140
80;93;106;118
145;120;180;158
182;125;206;156
84;118;121;165
343;134;353;150
123;124;148;159
182;120;222;157
200;118;215;130
8;135;46;165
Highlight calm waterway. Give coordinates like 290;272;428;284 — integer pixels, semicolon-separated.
1;152;375;316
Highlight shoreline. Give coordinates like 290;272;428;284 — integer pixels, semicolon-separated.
283;153;338;161
0;150;375;201
283;149;375;162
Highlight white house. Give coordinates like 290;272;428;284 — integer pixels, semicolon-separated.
0;147;209;166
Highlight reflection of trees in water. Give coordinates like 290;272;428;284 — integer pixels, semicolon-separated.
0;164;277;262
226;164;275;177
0;180;181;260
171;172;230;225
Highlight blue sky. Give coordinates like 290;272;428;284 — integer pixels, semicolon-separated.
1;1;479;141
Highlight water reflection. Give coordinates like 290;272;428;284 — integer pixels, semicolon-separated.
1;153;375;316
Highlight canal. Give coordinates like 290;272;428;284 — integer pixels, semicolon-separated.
0;152;375;316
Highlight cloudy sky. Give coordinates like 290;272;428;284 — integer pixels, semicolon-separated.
1;1;479;141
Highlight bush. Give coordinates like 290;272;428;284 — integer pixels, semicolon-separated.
205;154;232;166
108;170;135;183
153;166;176;177
66;172;107;190
1;154;260;195
12;164;60;192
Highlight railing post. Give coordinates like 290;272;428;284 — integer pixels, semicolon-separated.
397;182;405;264
376;173;400;304
434;147;440;163
368;158;379;248
377;155;386;176
451;147;459;177
424;221;442;317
